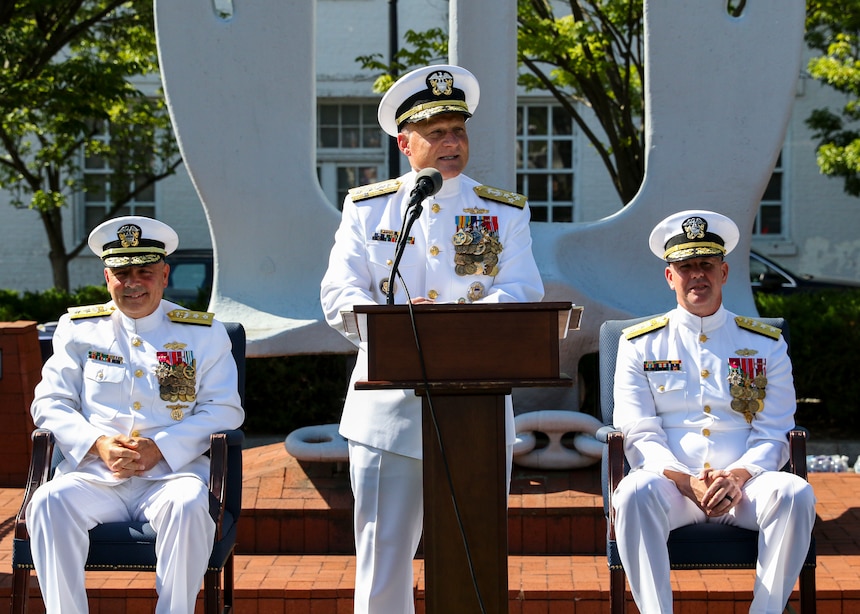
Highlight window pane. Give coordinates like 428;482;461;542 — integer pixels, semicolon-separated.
552;205;573;223
527;141;548;168
362;105;377;123
134;180;156;203
341;106;359;124
319;127;339;148
551;108;572;136
530;205;548;222
758;205;782;235
319;106;338;124
551;141;572;168
342;128;360;148
762;173;782;201
527;107;547;135
85;207;106;230
84;175;107;202
551;173;572;201
85;153;106;169
362;127;382;148
529;174;549;201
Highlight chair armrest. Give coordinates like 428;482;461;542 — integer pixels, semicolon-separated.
595;425;620;443
207;428;244;537
788;428;808;480
607;430;625;539
208;432;229;536
15;429;56;540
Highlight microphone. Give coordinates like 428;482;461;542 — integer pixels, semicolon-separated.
386;168;444;304
405;167;443;209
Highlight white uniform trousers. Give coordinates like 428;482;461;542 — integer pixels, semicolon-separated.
613;470;816;614
27;473;216;614
349;441;514;614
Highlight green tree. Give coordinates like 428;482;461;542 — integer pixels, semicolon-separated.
359;0;647;205
0;1;181;291
805;0;860;197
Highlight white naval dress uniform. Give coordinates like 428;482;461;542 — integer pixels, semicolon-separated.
27;300;245;614
612;305;816;614
320;170;544;613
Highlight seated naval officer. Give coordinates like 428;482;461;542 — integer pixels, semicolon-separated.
26;215;245;614
611;210;816;613
320;64;544;613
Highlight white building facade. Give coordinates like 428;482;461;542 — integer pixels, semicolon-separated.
1;0;859;294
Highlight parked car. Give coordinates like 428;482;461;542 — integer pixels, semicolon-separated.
164;249;214;308
749;250;860;294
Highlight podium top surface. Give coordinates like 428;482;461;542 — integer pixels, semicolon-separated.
351;301;580;388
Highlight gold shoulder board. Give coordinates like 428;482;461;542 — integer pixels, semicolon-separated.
473;185;527;209
68;304;115;320
735;316;781;340
167;309;215;326
623;316;670;340
348;179;402;202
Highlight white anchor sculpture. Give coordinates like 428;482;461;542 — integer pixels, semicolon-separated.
155;0;805;466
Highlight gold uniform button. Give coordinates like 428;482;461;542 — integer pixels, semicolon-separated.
704;405;711;414
704;462;712;469
386;259;393;266
429;245;440;256
431;203;441;214
132;337;142;347
428;289;439;300
703;428;711;437
131;430;140;438
134;369;144;378
701;369;710;379
699;334;708;343
133;401;142;411
658;385;665;392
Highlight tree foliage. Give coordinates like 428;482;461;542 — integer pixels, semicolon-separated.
805;0;860;197
516;0;644;205
357;0;646;205
0;0;181;290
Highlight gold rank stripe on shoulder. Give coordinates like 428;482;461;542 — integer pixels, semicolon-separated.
68;304;115;320
473;185;527;209
348;179;402;202
735;316;781;340
167;309;215;326
623;316;670;340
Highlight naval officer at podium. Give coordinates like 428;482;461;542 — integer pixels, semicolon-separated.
321;64;543;613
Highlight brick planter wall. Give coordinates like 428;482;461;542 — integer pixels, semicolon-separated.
0;321;42;487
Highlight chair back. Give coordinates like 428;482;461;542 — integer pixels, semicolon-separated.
223;321;247;405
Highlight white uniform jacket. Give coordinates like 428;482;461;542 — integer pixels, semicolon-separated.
613;305;795;478
31;300;245;483
320;171;544;459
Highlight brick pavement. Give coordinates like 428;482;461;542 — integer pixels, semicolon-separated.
1;442;859;612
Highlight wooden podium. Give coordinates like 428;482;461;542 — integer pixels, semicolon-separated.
353;301;577;613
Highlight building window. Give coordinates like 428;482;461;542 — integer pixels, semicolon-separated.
317;102;387;209
81;119;156;234
754;152;784;236
516;103;575;223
